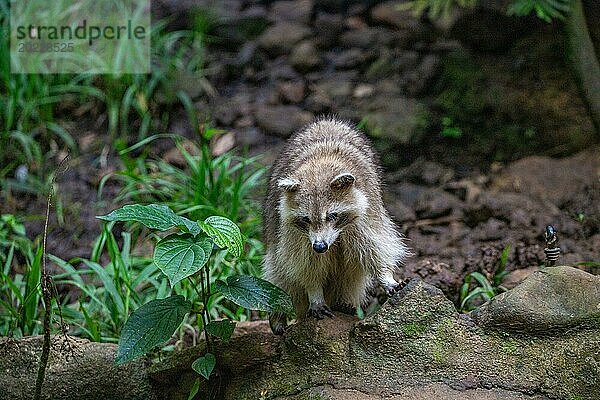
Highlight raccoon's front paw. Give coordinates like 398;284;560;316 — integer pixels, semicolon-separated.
269;312;287;335
307;303;334;320
384;279;409;297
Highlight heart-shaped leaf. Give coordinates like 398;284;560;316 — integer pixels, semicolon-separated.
97;204;200;236
215;275;294;315
154;234;213;286
192;353;216;379
115;295;191;365
199;216;243;257
206;320;236;342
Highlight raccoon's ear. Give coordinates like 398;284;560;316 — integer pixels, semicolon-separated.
278;177;300;192
330;173;355;190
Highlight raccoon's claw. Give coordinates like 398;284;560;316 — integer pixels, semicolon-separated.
331;303;356;316
307;303;334;320
385;279;409;297
269;312;288;335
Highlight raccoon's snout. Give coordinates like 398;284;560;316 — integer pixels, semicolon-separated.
312;241;328;253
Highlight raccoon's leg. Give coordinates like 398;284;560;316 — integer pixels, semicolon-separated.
329;269;370;316
378;269;407;296
306;286;334;319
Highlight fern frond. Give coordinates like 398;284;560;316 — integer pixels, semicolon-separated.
508;0;572;22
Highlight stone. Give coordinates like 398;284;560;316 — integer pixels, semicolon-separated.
383;192;416;223
492;147;600;207
328;48;371;70
289;40;322;72
370;0;424;31
352;84;375;99
390;159;455;186
339;26;396;49
360;96;427;144
414;188;463;219
313;12;344;48
257;22;312;55
254;105;314;137
472;266;600;331
234;127;268;148
269;0;313;24
2;278;600;400
404;54;441;95
277;81;306;103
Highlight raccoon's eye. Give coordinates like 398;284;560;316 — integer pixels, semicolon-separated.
326;212;338;222
301;216;311;224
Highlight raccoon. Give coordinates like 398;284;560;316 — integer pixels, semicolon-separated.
262;117;408;334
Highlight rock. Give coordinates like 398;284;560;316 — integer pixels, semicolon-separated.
471;218;508;241
269;0;313;24
365;50;397;80
414;188;463;219
212;92;253;126
467;191;561;229
210;132;236;156
289;40;322;72
390;159;455;186
352;83;375;99
313;12;344;48
162;139;200;167
370;0;424;31
404;54;441;95
492;147;600;208
254;105;314;137
0;335;155;400
400;260;462;297
360;96;427;144
277;80;306;103
328;48;371;70
472;266;600;331
233;127;268;148
307;73;355;111
3;279;600;400
371;0;431;43
214;4;270;48
257;22;312;55
383;192;416;223
339;26;397;49
314;77;354;99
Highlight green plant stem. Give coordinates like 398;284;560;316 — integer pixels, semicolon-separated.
565;0;600;138
189;275;211;351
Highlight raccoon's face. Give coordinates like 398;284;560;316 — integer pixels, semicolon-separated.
278;172;367;254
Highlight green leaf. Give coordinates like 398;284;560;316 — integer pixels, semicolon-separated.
199;216;243;257
192;353;216;380
206;320;236;342
97;204;200;236
154;234;213;286
115;295;191;365
215;275;294;315
187;378;201;400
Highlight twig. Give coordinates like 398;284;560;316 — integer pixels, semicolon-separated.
34;154;70;400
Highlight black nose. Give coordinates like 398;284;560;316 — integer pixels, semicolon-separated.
312;241;328;253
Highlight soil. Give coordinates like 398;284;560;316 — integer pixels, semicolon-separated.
2;0;599;308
